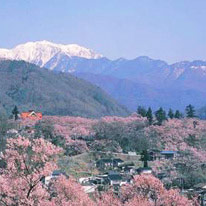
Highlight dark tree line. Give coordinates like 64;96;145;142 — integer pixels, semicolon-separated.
137;104;196;126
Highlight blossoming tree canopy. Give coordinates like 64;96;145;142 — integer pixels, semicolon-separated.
0;137;93;206
120;175;194;206
0;136;61;205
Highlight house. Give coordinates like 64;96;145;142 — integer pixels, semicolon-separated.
6;129;19;137
107;171;131;186
107;171;123;186
79;175;109;192
95;175;110;185
6;129;18;134
79;175;109;186
96;159;113;170
122;165;135;174
79;177;90;184
44;170;67;186
192;183;206;206
136;167;153;175
21;110;42;120
113;158;124;167
119;162;135;174
147;150;178;160
194;183;206;191
107;171;130;186
148;149;161;161
96;158;124;170
128;151;137;156
160;151;177;159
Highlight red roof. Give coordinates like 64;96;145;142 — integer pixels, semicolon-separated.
21;111;42;120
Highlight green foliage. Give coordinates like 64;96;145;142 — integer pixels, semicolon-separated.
89;139;122;153
174;110;182;119
137;106;147;117
0;116;15;152
168;108;174;119
34;120;65;148
58;153;97;179
0;60;128;118
146;107;153;125
185;104;196;118
12;106;19;120
186;134;199;147
155;107;167;125
140;150;149;168
93;121;153;153
174;151;206;189
34;120;54;140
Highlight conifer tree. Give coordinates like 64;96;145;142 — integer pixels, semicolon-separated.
12;106;19;121
137;106;147;117
140;150;149;168
185;104;196;118
155;107;167;125
146;107;153;125
174;110;182;119
168;108;174;119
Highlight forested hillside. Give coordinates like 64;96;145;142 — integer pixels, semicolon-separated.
0;60;128;117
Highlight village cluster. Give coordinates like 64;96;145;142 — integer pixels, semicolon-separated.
4;109;206;205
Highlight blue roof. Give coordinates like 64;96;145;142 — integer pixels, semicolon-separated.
160;151;177;154
52;170;65;176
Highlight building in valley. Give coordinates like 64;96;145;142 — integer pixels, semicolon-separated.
20;110;42;120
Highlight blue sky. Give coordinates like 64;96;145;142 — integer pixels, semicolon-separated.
0;0;206;63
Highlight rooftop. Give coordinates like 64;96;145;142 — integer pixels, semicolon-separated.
160;151;177;154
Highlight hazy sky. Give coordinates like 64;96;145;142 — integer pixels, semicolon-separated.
0;0;206;63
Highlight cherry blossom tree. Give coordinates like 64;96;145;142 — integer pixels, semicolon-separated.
44;116;96;139
65;139;88;156
44;176;94;206
96;191;122;206
0;137;92;206
159;189;195;206
0;136;62;205
121;175;193;206
97;175;194;206
125;196;150;206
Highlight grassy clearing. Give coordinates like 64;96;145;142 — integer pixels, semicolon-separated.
58;152;99;179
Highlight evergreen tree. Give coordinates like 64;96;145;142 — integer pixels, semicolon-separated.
155;107;167;125
140;150;149;168
185;104;196;118
137;106;147;117
168;108;174;119
146;107;153;125
174;110;182;119
12;106;19;120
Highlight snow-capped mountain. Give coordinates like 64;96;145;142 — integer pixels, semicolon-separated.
1;40;206;111
0;40;103;67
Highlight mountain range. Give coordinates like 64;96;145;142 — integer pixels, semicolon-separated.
0;59;128;117
1;40;206;111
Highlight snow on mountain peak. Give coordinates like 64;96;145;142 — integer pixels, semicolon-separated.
0;40;103;67
191;65;206;71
